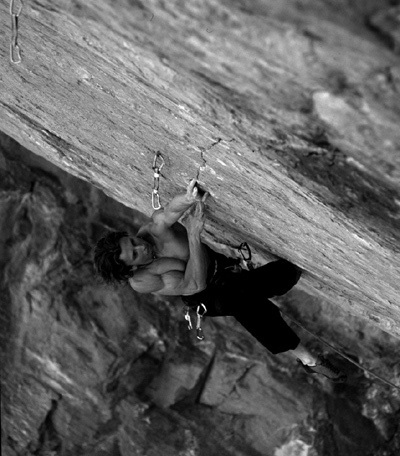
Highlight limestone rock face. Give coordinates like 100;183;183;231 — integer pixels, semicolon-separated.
1;135;400;456
1;0;399;338
1;0;400;454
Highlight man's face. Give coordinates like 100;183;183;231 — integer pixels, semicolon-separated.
119;236;154;267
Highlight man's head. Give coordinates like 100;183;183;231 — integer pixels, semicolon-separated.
94;231;154;283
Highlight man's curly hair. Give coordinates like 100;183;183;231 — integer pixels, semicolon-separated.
94;231;134;283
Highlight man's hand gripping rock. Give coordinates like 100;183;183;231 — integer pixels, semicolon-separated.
183;179;209;237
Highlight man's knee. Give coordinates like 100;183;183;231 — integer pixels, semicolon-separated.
279;259;302;284
250;259;301;297
271;259;302;295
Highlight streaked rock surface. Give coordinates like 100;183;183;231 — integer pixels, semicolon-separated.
1;0;399;337
1;0;400;454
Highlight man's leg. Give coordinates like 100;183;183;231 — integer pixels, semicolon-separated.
215;264;347;382
287;343;347;382
244;259;302;298
224;286;347;381
231;296;302;355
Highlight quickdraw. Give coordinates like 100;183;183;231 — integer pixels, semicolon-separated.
195;303;207;340
152;151;164;210
184;243;253;342
184;304;207;340
10;0;24;64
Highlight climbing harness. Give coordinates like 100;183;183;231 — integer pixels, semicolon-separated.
239;243;400;392
152;151;164;210
183;245;250;342
184;303;207;340
10;0;23;64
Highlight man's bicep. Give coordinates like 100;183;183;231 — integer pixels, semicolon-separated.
129;270;187;296
150;207;179;231
157;270;192;295
129;273;164;294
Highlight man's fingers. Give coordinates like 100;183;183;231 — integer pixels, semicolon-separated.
202;191;209;203
187;178;197;193
188;202;204;224
194;203;205;223
196;199;205;212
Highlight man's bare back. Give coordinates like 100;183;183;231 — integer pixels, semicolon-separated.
118;179;211;296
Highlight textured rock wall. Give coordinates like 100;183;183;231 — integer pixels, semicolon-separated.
1;135;400;456
0;0;400;338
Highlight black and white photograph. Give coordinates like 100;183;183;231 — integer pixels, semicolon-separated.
1;1;400;455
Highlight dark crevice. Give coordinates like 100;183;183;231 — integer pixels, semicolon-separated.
194;349;218;405
30;398;63;456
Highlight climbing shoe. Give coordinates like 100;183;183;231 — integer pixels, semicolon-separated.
297;356;347;383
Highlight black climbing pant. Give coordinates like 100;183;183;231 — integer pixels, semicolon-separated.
182;258;301;354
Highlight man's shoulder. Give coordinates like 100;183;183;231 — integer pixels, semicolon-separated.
137;221;165;243
143;213;185;241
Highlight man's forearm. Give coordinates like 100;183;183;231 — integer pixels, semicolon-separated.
164;193;194;222
182;235;208;295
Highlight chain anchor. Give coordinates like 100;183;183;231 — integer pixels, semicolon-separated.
152;151;165;210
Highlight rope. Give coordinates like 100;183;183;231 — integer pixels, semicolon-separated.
282;309;400;392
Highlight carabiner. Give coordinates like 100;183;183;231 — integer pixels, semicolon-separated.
238;242;254;270
152;189;161;210
10;0;23;64
151;152;164;210
196;303;207;340
184;306;193;330
10;0;23;17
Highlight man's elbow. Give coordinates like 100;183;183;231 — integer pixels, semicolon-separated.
151;207;179;229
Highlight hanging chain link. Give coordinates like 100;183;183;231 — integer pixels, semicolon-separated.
10;0;24;64
152;151;165;210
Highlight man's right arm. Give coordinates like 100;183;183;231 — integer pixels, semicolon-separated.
149;179;201;233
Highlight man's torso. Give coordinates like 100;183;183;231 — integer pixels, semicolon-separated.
138;221;190;261
130;221;211;292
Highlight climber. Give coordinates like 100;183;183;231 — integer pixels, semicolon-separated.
94;179;346;382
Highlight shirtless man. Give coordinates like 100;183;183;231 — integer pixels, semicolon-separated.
94;179;346;382
118;179;210;297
